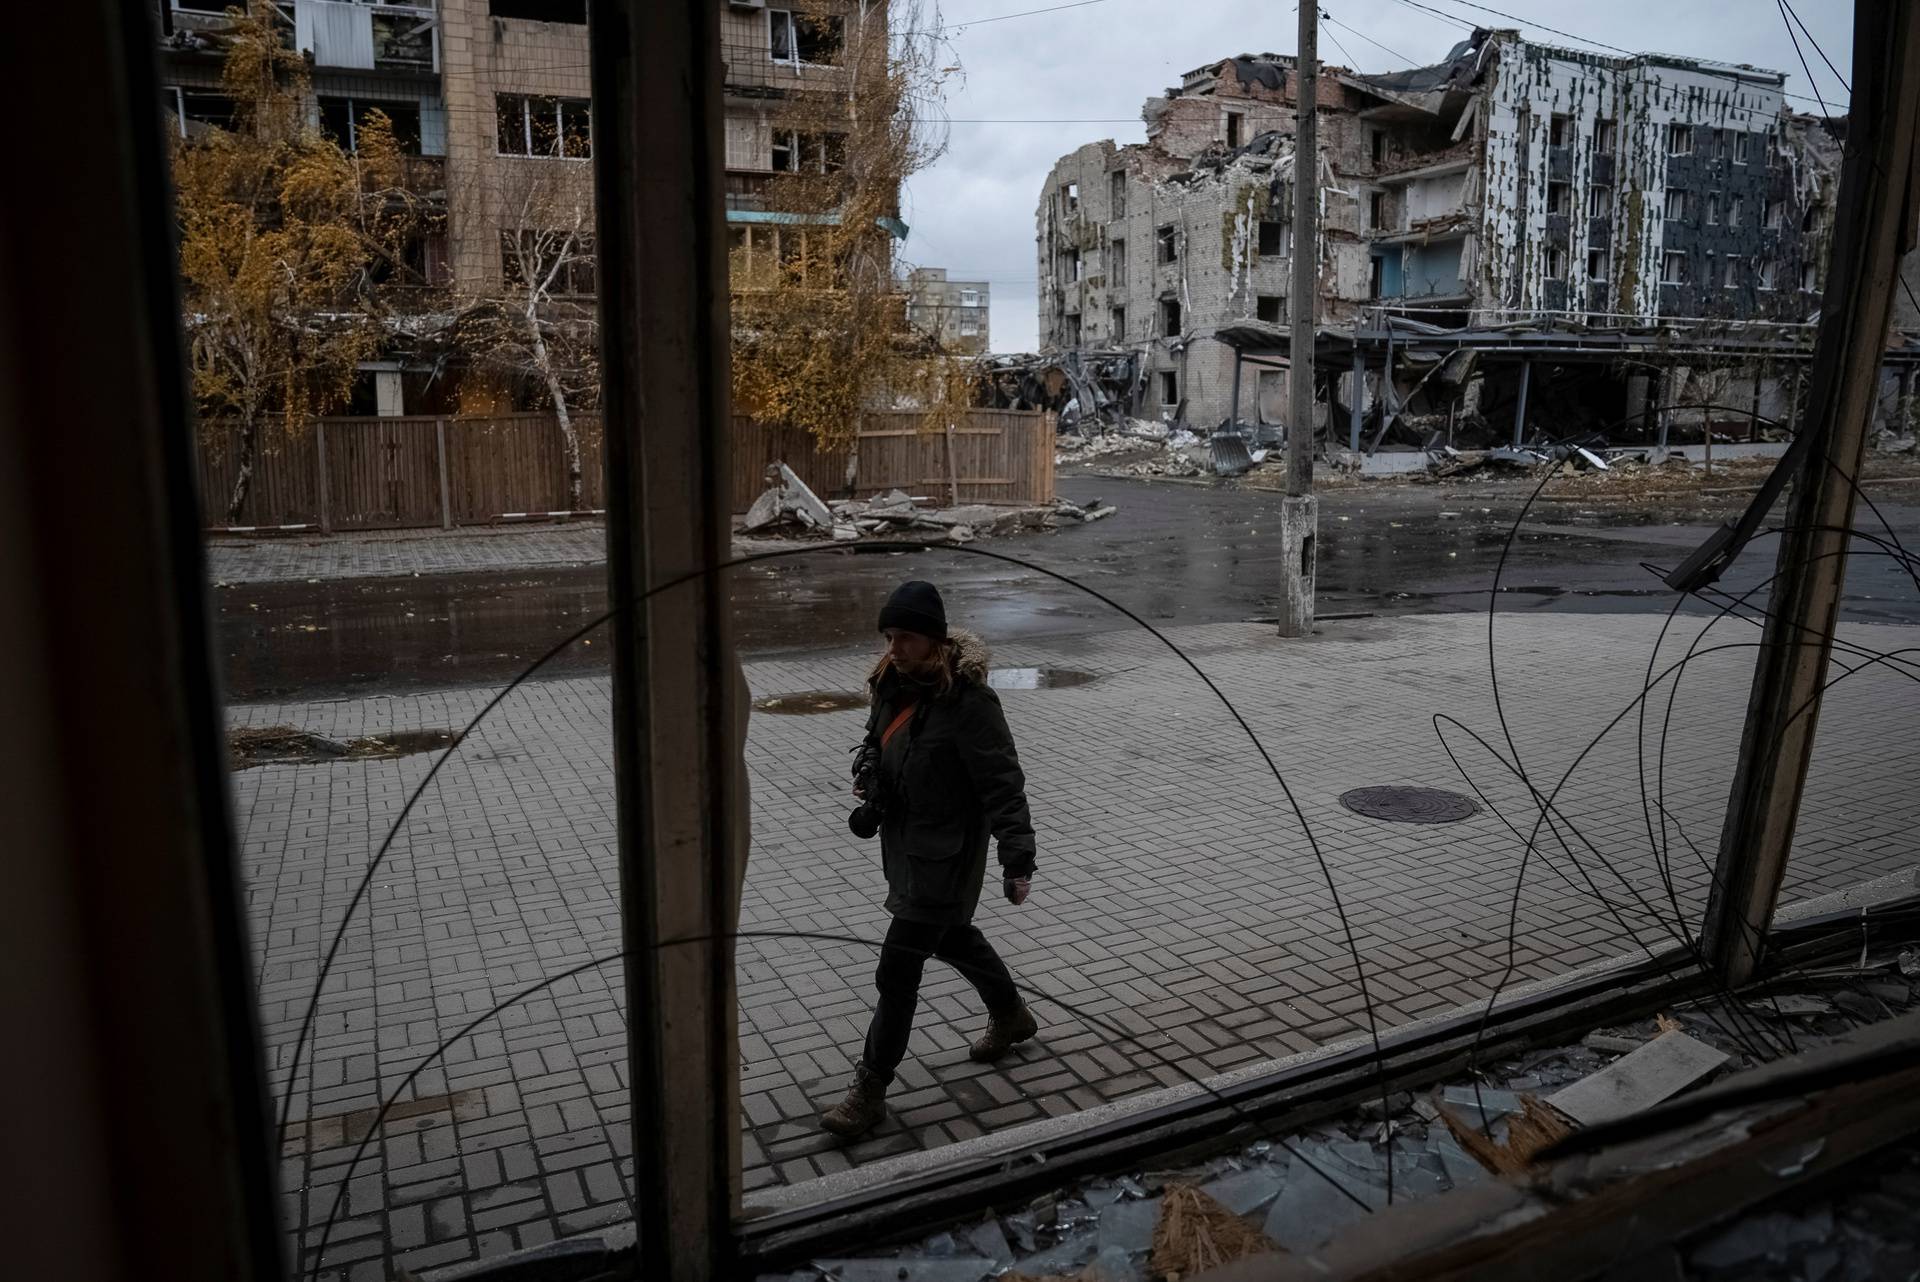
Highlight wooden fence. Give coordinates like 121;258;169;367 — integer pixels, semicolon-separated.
198;408;1050;530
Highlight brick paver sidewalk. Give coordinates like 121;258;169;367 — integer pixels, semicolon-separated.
228;612;1920;1279
207;522;610;584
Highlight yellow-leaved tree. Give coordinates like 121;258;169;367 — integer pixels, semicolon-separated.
173;0;428;522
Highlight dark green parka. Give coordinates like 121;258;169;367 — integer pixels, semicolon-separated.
862;630;1036;925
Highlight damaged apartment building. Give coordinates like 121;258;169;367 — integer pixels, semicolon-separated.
1036;29;1866;441
157;0;881;416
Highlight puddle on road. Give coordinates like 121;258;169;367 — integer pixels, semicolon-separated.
987;667;1099;690
228;725;457;769
754;690;868;715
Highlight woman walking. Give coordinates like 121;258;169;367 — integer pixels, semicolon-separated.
821;580;1040;1138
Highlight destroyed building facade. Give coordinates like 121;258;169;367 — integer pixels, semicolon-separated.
905;268;991;355
1036;29;1843;434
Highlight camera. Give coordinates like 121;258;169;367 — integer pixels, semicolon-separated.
848;743;883;840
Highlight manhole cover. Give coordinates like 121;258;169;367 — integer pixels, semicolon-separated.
754;690;868;715
1338;786;1478;824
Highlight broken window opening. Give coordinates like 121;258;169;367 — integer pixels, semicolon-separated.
1593;118;1617;155
1735;131;1752;164
488;0;587;21
1667;122;1692;155
1758;258;1777;290
165;86;237;138
1547;246;1568;281
1587;185;1610;218
1765;199;1784;229
1549;112;1572;147
1063;312;1081;345
1664;188;1689;221
1160;297;1181;336
1548;181;1572;217
1368;191;1386;230
771;130;795;172
1225;110;1244;149
771;8;844;65
1587;248;1609;282
1802;260;1818;292
1062;248;1082;282
318;96;424;155
1724;256;1739;288
1160;370;1179;404
496;93;591;159
1156;225;1178;265
1110;305;1126;339
1707;193;1721;225
1109;169;1127;218
1108;239;1126;288
1258;220;1285;258
1062;181;1079;215
1662;250;1688;285
1730;196;1745;228
1256;294;1282;323
1370;129;1386;165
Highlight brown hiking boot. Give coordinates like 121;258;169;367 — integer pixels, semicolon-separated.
820;1064;888;1139
970;1004;1039;1063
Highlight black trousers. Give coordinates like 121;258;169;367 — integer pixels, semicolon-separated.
860;916;1020;1085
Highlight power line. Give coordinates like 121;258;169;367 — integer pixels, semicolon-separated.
1322;9;1417;70
1320;22;1365;76
947;0;1111;31
1780;0;1850;96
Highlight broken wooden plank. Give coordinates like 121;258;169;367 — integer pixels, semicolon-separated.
1547;1031;1729;1127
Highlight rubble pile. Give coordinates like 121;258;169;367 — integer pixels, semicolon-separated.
765;956;1919;1282
740;464;1114;545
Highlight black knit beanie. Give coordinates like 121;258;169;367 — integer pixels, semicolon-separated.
877;580;947;640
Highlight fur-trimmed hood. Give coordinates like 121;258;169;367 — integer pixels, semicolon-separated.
868;628;992;697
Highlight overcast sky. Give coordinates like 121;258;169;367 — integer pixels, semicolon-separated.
896;0;1856;352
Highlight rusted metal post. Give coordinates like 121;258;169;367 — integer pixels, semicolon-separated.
1278;0;1318;638
1702;0;1920;986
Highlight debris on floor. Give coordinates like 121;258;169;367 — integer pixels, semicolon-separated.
764;961;1919;1282
740;475;1116;545
227;724;455;770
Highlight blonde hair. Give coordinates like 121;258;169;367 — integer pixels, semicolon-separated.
868;640;956;700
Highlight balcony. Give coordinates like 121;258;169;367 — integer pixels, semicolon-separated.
295;0;439;76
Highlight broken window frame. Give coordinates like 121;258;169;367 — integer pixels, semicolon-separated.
1546;246;1569;282
1110;305;1126;339
1062;248;1082;283
1548;181;1573;218
1765;199;1784;230
1159;296;1182;337
317;95;424;155
1725;256;1740;289
1062;181;1079;215
1549;112;1572;147
1368;191;1386;230
1159;370;1179;405
164;85;238;138
1225;109;1244;149
1735;131;1752;164
1664;188;1689;221
1593;117;1617;156
1667;122;1693;156
487;0;588;21
1255;294;1282;323
1707;193;1721;225
1370;129;1386;165
1586;184;1610;218
769;8;844;66
1156;225;1178;265
496;93;592;159
1109;169;1127;218
1661;250;1688;285
1730;196;1745;228
1758;258;1778;290
1258;220;1286;258
1802;260;1819;292
1108;239;1126;288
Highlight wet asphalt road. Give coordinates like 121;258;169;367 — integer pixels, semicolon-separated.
215;474;1920;702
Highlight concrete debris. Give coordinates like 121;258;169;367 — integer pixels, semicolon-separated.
1582;1033;1647;1054
1749;994;1837;1018
743;483;1115;543
1548;1030;1731;1127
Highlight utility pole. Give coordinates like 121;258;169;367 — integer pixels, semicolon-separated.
1700;0;1920;986
1279;0;1318;638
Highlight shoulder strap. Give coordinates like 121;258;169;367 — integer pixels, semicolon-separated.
880;702;917;748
